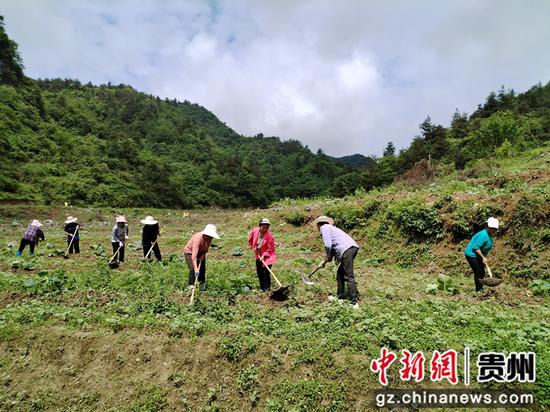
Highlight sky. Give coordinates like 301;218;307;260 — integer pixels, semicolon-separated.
3;0;550;157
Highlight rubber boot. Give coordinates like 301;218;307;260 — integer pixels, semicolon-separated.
16;251;21;257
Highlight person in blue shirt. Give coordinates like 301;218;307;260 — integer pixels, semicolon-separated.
315;215;360;309
464;217;499;292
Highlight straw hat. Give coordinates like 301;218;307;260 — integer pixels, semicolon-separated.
31;219;43;227
259;218;270;226
487;217;499;229
313;216;334;226
64;216;78;224
140;215;158;225
202;224;220;239
116;215;127;224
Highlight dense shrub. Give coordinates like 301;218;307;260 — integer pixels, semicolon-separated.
324;200;381;231
387;199;443;242
283;211;307;227
509;194;549;230
446;202;503;240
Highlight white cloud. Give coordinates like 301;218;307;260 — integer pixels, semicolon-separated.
3;0;550;156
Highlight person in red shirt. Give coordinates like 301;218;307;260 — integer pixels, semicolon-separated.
183;224;220;291
248;218;276;291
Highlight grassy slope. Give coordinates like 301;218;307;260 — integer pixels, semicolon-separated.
0;146;549;411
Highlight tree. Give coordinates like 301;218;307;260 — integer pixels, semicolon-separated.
450;109;469;140
0;16;25;85
383;141;396;157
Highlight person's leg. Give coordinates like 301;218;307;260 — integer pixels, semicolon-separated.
256;259;265;290
199;258;206;292
68;238;73;254
112;242;119;259
341;247;359;304
74;239;80;254
17;239;27;256
152;243;161;261
336;264;346;299
466;256;485;292
265;265;272;290
199;257;206;291
142;239;151;258
29;241;35;255
119;245;125;262
185;253;195;286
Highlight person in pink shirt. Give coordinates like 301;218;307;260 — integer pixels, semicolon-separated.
183;224;220;291
248;218;276;291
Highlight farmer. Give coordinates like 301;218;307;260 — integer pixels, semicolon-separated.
141;215;161;261
16;220;45;256
184;224;220;291
111;215;129;262
314;216;360;309
464;217;499;292
64;216;81;254
248;218;276;291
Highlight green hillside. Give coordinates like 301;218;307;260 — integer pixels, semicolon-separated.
2;17;550;209
0;18;349;209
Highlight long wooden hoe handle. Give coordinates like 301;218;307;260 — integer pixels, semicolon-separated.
144;238;158;260
189;260;203;305
260;257;282;288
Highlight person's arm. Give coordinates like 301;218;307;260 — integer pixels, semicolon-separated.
247;229;255;249
191;236;200;272
263;234;275;261
125;224;129;240
471;233;488;264
38;229;45;242
320;226;333;266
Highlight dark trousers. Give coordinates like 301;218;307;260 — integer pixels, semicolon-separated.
466;255;485;292
255;259;272;291
337;246;359;304
18;238;36;254
67;238;80;254
112;242;125;262
185;253;206;291
142;238;161;261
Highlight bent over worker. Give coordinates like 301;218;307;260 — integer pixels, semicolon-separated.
314;216;360;309
184;224;220;291
464;217;499;292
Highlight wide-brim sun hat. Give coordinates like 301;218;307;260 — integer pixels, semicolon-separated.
259;218;270;226
116;215;128;224
64;216;78;224
31;219;43;227
487;217;499;229
140;215;158;225
202;224;220;239
313;216;334;226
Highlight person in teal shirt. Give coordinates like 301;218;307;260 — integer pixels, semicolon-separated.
464;217;499;292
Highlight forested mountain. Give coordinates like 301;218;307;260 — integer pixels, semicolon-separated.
1;17;549;208
331;154;376;169
0;18;350;208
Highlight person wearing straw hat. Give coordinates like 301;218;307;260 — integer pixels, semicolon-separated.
248;218;277;291
64;216;81;255
111;215;129;262
141;215;161;261
314;216;360;309
464;217;499;292
183;224;220;291
16;219;45;256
